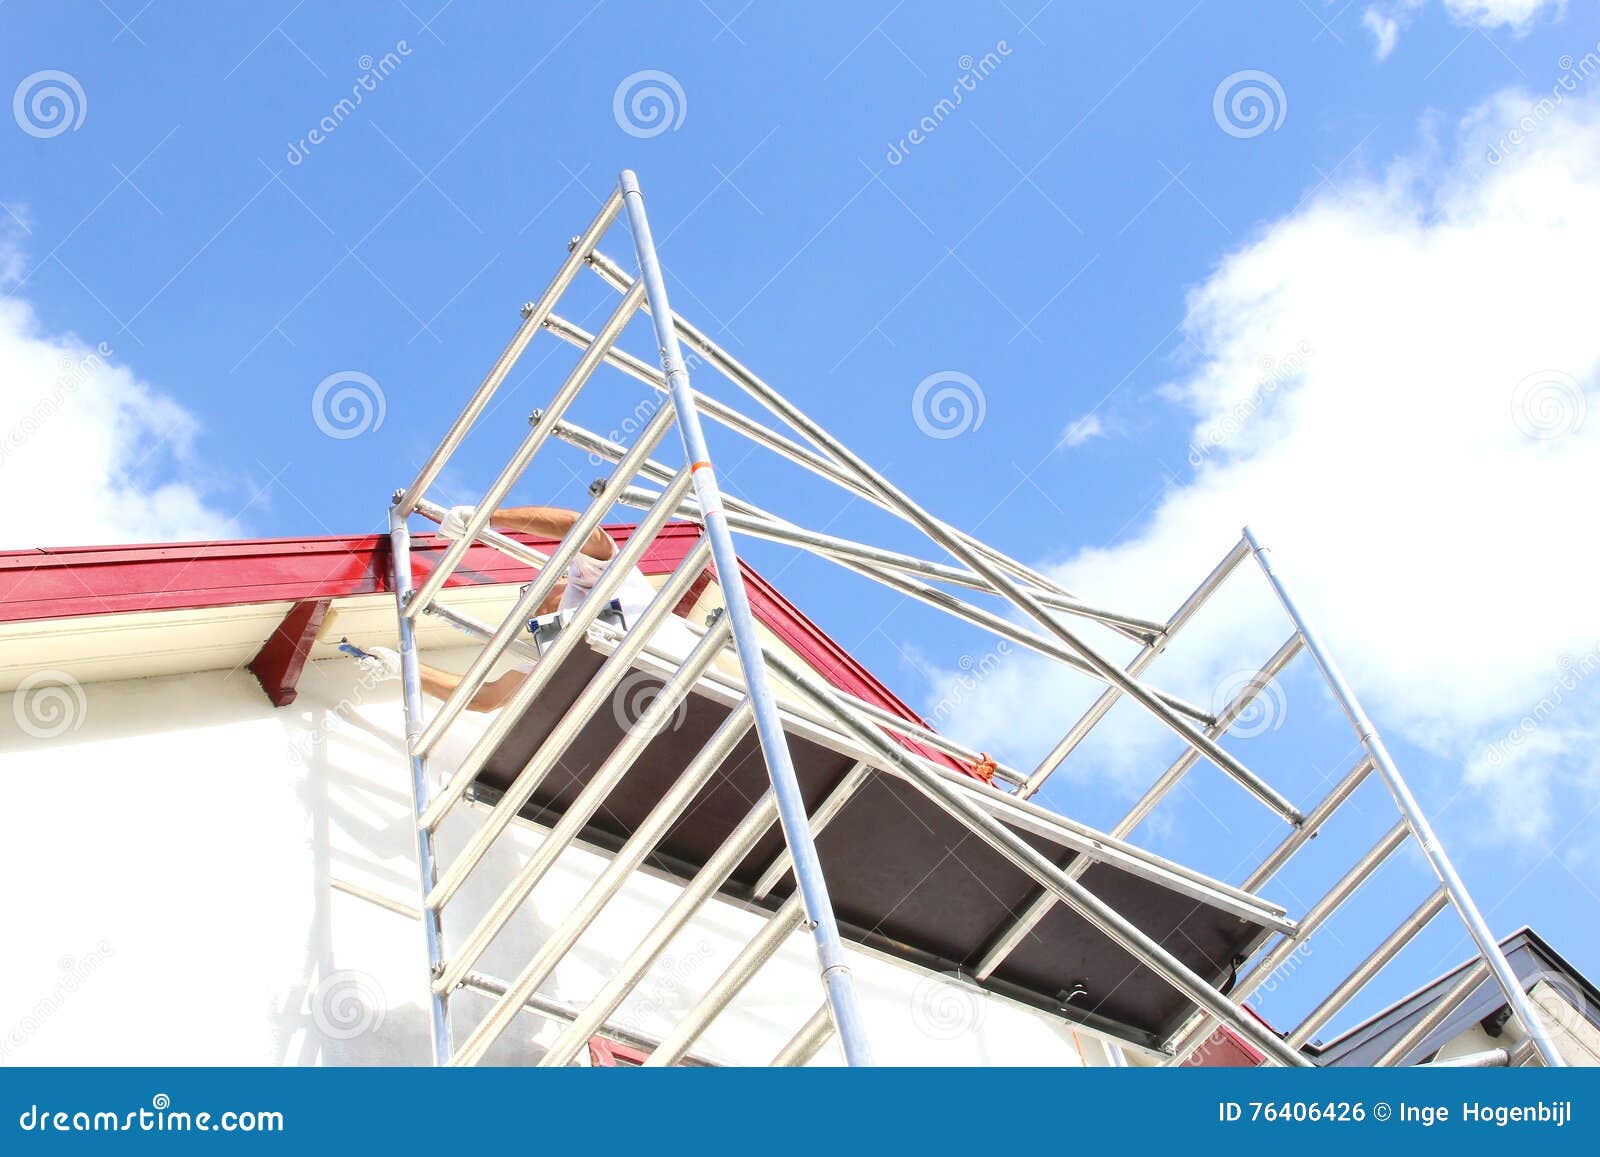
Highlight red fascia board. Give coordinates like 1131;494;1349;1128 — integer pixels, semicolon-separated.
0;523;968;777
735;558;964;775
0;523;702;624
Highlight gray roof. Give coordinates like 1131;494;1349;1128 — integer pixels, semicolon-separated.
1306;928;1599;1066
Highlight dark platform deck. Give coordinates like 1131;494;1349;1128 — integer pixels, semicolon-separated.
473;645;1279;1046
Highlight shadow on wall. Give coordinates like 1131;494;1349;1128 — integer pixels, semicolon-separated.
269;654;566;1066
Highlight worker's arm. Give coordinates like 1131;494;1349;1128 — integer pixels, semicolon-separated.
416;661;528;713
439;503;616;562
359;647;529;713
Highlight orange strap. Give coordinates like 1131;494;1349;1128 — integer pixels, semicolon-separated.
969;753;998;785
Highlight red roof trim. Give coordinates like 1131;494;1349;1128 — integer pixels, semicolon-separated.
736;559;963;774
0;525;966;775
0;523;702;624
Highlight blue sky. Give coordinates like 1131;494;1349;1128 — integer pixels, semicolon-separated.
4;1;1599;1044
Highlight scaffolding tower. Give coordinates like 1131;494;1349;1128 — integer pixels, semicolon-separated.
383;169;1565;1068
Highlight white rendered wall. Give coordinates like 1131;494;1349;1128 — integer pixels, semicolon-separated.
0;647;1107;1067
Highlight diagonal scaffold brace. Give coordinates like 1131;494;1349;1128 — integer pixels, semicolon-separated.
616;169;873;1066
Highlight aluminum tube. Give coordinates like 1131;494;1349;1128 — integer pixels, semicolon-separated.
396;190;622;513
601;479;1165;637
1106;634;1305;838
411;401;678;756
422;602;541;664
619;623;1291;929
403;278;647;620
582;247;1285;765
644;893;807;1066
605;476;1205;720
619;169;871;1066
414;496;550;569
771;1004;835;1067
417;469;700;831
759;643;1313;1068
752;763;873;899
1165;819;1410;1064
1243;755;1377;892
432;612;734;983
977;634;1304;978
459;970;711;1067
581;248;1110;613
1288;888;1450;1048
1021;539;1253;798
1421;1039;1537;1068
448;679;749;1065
535;791;783;1068
1374;960;1492;1067
388;506;453;1064
1244;526;1565;1068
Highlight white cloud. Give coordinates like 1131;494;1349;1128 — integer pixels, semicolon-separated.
1363;7;1402;59
1443;0;1565;29
0;250;236;548
1058;412;1106;448
1362;0;1565;58
925;89;1600;843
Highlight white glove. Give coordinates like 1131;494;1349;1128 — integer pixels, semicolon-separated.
356;645;402;683
438;504;479;541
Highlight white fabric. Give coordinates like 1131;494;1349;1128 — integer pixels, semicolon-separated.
560;551;658;624
357;645;402;682
438;504;476;541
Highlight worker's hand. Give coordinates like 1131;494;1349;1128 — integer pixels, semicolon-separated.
356;645;402;683
438;504;480;542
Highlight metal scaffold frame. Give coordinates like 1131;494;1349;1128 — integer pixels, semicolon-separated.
383;169;1565;1069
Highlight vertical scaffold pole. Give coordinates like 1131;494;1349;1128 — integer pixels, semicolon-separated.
389;499;453;1065
1242;526;1565;1068
618;169;873;1066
